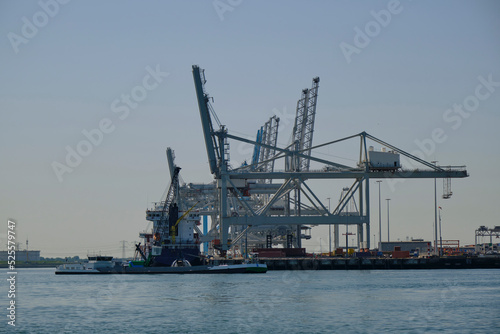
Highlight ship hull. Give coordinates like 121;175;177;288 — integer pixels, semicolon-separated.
55;263;267;275
151;246;202;266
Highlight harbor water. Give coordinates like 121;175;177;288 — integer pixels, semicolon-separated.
2;268;499;333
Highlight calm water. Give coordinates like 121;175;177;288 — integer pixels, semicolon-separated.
1;268;499;333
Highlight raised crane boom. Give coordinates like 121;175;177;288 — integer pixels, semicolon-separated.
290;77;320;171
252;115;280;175
153;166;181;244
166;147;176;180
259;115;280;174
251;127;263;167
193;65;220;176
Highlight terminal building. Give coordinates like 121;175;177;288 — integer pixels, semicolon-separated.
475;243;499;254
0;250;41;262
379;240;431;255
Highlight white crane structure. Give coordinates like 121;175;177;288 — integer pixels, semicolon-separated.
166;65;470;258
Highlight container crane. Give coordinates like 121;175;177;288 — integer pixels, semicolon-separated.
192;64;468;255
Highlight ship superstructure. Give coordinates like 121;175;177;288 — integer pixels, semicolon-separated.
139;166;202;266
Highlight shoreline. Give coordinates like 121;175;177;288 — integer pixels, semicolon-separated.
2;256;499;270
261;255;500;270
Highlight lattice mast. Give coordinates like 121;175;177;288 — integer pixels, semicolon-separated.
153;166;181;244
290;77;320;171
259;115;280;174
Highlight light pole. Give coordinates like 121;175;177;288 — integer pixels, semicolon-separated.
327;197;331;256
431;160;438;256
439;206;443;256
386;199;391;242
376;180;382;249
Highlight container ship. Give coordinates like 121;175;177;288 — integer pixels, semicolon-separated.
56;166;266;274
139;167;203;267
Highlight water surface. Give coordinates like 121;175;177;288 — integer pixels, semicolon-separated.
2;268;499;333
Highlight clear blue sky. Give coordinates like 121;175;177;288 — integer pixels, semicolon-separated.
1;0;499;257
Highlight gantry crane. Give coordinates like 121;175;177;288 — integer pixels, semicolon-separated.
191;65;468;255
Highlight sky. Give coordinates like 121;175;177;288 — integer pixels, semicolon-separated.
1;0;499;258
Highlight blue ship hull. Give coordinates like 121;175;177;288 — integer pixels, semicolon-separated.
151;246;201;266
56;263;267;274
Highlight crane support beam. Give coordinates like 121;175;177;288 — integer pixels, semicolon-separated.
224;133;353;170
227;170;468;180
225;215;366;226
364;132;444;171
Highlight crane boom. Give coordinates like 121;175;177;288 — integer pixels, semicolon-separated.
153;166;181;244
193;65;219;176
290;77;320;171
259;115;280;174
166;147;176;180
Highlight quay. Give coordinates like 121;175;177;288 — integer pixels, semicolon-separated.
259;256;500;270
3;256;499;271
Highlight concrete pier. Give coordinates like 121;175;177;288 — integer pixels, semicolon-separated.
260;256;500;270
